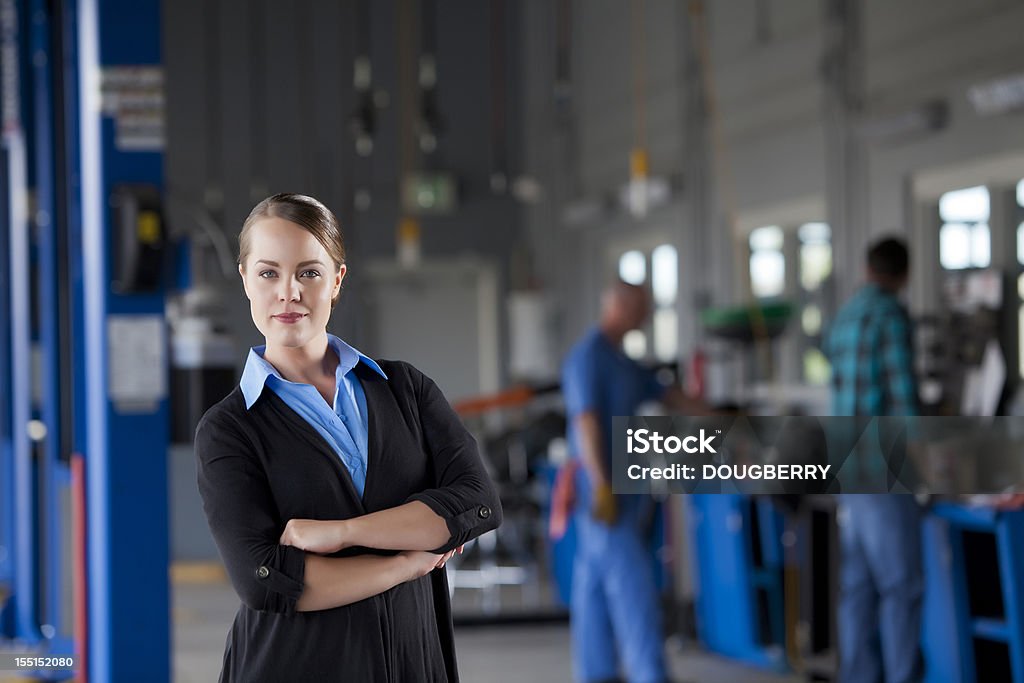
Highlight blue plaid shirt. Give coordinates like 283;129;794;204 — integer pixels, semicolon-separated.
824;284;918;417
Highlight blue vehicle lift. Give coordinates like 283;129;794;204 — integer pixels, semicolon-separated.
1;0;50;657
1;0;171;680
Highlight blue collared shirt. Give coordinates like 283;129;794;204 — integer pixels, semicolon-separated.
239;334;388;498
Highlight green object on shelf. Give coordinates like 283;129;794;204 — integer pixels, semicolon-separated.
701;301;794;342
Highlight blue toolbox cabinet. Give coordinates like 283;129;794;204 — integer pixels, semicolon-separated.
923;503;1024;683
687;494;789;670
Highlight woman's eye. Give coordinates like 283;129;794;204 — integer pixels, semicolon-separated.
258;270;277;278
301;270;321;278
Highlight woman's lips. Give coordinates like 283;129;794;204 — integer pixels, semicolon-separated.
273;313;305;324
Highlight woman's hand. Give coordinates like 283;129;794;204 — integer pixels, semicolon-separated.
433;545;464;569
279;519;346;554
398;548;459;580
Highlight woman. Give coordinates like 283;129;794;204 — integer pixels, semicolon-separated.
195;193;502;682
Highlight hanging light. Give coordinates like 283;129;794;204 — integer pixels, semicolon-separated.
628;0;649;219
397;216;421;269
628;147;650;218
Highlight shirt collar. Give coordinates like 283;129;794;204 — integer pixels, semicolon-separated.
327;333;388;382
862;282;901;303
239;334;387;409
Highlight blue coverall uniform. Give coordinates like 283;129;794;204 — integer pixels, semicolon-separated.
562;327;668;683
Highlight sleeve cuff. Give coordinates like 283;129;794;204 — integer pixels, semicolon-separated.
408;491;497;553
258;544;306;615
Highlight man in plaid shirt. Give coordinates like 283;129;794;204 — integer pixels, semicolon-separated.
824;237;924;683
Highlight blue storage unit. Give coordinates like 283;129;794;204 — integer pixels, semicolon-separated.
683;497;1024;682
687;494;789;670
922;503;1024;683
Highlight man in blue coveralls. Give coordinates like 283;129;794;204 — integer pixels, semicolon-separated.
563;279;702;683
824;237;923;683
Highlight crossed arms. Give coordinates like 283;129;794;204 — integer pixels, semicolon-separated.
196;370;502;615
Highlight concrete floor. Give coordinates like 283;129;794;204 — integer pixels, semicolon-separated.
172;579;802;683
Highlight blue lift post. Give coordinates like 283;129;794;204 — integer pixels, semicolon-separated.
0;0;46;648
0;0;20;639
74;0;171;680
30;0;78;668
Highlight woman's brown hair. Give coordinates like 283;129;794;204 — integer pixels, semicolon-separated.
238;193;346;307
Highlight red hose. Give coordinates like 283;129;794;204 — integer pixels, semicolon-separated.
71;453;88;683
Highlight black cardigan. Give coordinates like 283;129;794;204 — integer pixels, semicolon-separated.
195;359;502;682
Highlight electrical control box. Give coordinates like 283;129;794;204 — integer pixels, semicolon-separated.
110;183;164;292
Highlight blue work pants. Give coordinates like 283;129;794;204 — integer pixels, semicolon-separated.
571;496;666;683
837;494;924;683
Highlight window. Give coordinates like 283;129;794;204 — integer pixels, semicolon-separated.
623;330;647;359
651;245;678;362
802;305;822;336
617;245;679;361
749;226;785;298
619;250;646;285
798;222;832;385
939;186;990;270
618;250;647;359
798;222;832;291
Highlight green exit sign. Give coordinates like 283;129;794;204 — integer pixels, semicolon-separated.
402;172;458;215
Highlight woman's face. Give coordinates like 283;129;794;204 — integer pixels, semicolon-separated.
239;217;345;350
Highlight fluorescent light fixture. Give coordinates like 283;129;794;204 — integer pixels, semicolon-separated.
619;176;671;218
968;72;1024;117
858;100;948;143
562;197;605;227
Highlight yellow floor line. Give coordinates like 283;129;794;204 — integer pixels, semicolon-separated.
170;561;227;584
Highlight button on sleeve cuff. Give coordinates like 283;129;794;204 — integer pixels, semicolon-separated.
256;543;306;615
407;490;502;554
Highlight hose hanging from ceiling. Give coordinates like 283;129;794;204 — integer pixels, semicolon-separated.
687;0;775;379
